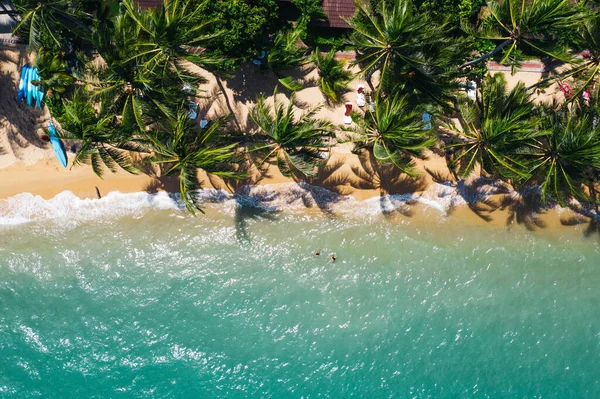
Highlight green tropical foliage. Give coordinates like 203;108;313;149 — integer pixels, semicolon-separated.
249;89;334;178
292;0;328;29
35;48;75;99
414;0;485;25
346;0;467;103
121;0;224;75
88;11;191;129
520;106;600;206
351;94;435;176
268;28;309;91
12;0;91;50
196;0;279;64
443;73;539;179
146;112;241;214
462;0;582;70
311;48;353;104
561;11;600;100
57;90;140;177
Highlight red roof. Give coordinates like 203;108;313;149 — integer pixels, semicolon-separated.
137;0;356;28
322;0;355;28
134;0;162;9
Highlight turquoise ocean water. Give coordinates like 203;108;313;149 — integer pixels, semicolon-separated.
1;188;599;398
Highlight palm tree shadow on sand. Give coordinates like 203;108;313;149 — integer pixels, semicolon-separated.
289;156;352;216
560;215;600;237
425;167;548;230
559;195;600;237
499;189;548;231
348;150;427;218
0;70;48;151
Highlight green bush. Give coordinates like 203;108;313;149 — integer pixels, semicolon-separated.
197;0;280;65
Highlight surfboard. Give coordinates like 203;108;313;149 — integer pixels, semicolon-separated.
48;122;68;168
17;64;29;103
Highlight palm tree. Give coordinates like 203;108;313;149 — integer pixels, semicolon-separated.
350;94;435;176
146;112;241;214
346;0;466;103
442;73;540;180
121;0;224;77
461;0;582;70
558;11;600;100
292;0;327;31
311;48;353;104
57;90;141;177
88;12;189;129
519;107;600;206
12;0;90;51
267;28;309;91
249;88;334;178
35;48;75;100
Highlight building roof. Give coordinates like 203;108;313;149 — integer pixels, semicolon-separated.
134;0;163;9
136;0;356;28
280;0;355;28
321;0;355;28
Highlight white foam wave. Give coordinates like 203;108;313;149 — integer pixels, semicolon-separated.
0;180;548;226
0;191;182;225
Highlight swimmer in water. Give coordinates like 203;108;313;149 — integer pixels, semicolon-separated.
330;254;336;263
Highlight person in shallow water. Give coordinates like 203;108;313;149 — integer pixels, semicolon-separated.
315;251;321;256
330;254;336;263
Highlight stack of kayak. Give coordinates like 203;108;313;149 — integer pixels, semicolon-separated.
17;64;45;108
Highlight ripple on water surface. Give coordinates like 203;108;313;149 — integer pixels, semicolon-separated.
0;207;599;398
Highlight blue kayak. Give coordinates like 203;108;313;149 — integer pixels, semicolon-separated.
17;64;29;103
31;68;44;108
48;122;68;168
37;84;45;108
26;66;34;106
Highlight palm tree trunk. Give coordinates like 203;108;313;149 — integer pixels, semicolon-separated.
215;76;241;130
366;76;376;94
459;39;513;69
588;181;599;213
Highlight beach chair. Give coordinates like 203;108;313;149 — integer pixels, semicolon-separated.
367;95;375;112
252;50;267;66
188;102;199;120
422;112;432;130
356;85;366;107
344;102;353;124
583;90;591;101
558;82;573;99
182;83;194;94
467;81;477;101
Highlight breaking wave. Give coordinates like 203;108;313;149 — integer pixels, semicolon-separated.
0;180;550;226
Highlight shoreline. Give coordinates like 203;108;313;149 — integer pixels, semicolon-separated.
0;154;595;238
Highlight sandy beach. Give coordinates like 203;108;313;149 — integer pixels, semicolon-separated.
0;44;591;233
